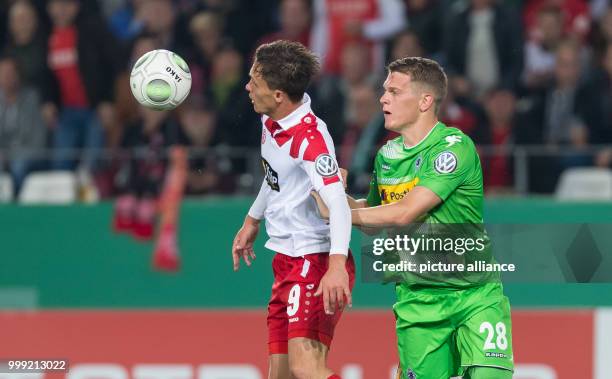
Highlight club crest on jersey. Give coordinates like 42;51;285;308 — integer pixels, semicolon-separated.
261;158;280;191
315;154;338;177
406;368;417;379
434;151;457;174
415;155;423;170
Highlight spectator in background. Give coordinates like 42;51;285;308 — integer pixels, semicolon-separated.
311;0;406;75
187;11;225;92
112;33;161;149
178;0;276;57
0;55;46;195
516;40;587;192
315;42;378;141
113;106;187;240
338;83;380;169
576;42;612;167
482;88;517;193
139;0;177;50
439;86;489;145
44;0;121;174
341;83;386;193
591;7;612;62
523;0;591;42
208;46;258;147
445;0;523;99
389;28;426;61
107;0;148;42
403;0;445;58
257;0;311;47
544;41;586;148
3;0;49;98
523;6;565;91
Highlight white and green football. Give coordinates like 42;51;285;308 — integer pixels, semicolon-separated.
130;49;191;111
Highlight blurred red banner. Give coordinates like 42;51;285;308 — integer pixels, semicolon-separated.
0;310;595;379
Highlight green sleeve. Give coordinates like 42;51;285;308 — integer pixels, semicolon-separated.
366;167;381;206
417;141;476;201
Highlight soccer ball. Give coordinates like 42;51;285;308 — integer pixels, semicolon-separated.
130;49;192;111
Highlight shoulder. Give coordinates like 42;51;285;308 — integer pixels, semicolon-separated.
290;113;334;161
431;126;477;155
426;126;478;171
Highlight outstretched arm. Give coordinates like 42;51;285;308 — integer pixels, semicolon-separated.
352;186;441;227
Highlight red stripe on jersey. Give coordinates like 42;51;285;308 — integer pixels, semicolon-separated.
265;118;294;146
323;175;340;185
290;116;330;161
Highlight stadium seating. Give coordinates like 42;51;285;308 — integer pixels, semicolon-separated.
555;168;612;200
18;171;77;204
0;173;13;203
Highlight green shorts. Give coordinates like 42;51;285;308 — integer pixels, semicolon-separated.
394;283;514;379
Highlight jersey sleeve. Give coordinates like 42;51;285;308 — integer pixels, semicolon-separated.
417;137;477;201
294;125;342;191
366;166;381;206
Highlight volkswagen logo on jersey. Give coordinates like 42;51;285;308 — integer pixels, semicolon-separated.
261;158;280;191
315;154;338;177
434;151;457;174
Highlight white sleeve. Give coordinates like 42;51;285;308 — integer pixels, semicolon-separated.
318;182;351;256
363;0;407;40
296;125;350;255
247;179;269;220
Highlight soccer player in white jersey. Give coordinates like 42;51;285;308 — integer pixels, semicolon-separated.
231;40;354;379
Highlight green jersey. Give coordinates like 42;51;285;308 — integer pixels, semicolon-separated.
371;123;514;376
367;122;483;223
367;122;496;287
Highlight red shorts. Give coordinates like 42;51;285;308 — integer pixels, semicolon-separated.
267;252;355;354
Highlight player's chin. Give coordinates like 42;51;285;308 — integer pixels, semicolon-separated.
383;120;398;132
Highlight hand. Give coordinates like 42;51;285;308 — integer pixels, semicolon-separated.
231;216;259;271
310;190;329;220
339;168;348;190
315;255;352;314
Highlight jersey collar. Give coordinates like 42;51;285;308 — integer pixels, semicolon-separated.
402;121;443;150
263;93;312;131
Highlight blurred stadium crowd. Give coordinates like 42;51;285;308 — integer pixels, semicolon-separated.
0;0;611;200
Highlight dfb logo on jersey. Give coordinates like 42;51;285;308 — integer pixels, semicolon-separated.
261;158;280;191
434;151;457;174
315;154;338;177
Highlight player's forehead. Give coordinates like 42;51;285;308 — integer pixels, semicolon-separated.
249;62;263;80
383;71;413;90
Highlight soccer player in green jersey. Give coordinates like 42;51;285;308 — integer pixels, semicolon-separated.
315;57;514;378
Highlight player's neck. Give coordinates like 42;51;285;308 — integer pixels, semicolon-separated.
268;100;303;123
401;115;439;148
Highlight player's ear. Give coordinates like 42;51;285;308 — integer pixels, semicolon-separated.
419;93;435;113
273;90;284;105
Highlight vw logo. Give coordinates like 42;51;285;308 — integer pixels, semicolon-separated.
315;154;338;177
434;151;457;174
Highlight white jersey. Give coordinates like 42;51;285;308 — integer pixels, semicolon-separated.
248;94;350;257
